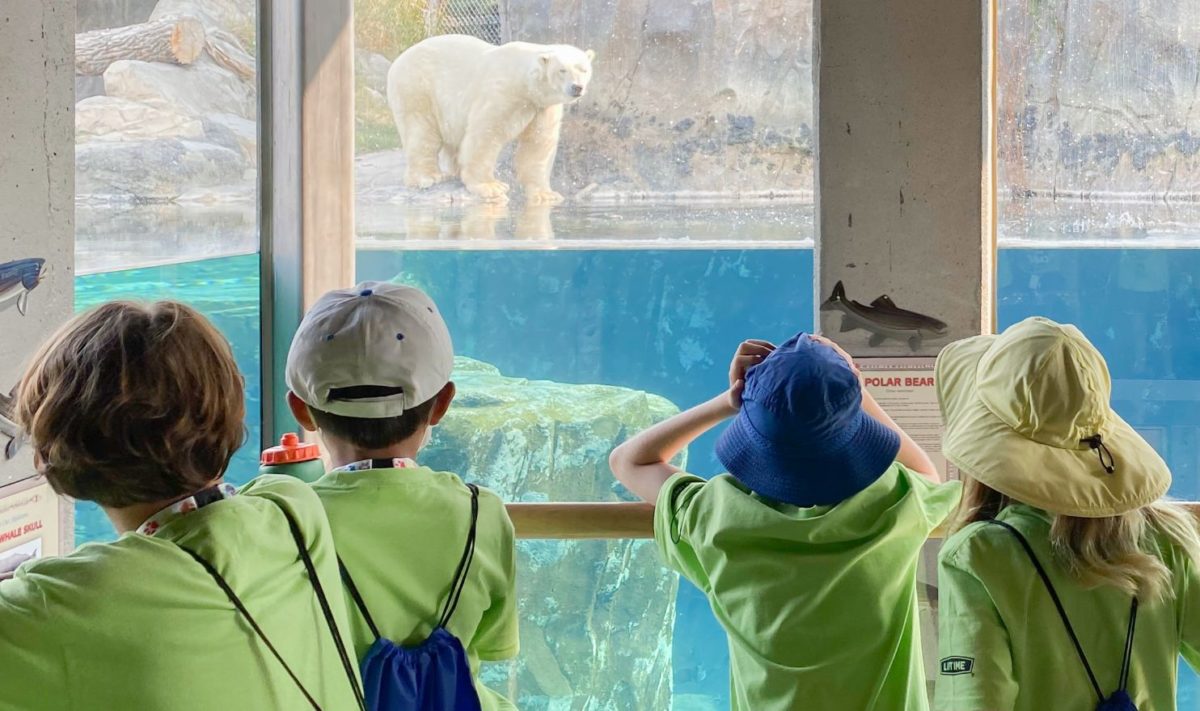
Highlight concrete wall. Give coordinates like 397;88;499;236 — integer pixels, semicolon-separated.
0;0;76;547
815;0;986;356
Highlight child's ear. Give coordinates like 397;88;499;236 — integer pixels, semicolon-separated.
428;381;456;427
286;391;319;432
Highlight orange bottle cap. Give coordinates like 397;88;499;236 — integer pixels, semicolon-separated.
261;433;322;465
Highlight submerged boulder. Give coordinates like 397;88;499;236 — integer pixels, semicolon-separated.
420;357;679;709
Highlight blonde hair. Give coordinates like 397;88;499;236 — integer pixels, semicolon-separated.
16;301;246;507
954;477;1200;601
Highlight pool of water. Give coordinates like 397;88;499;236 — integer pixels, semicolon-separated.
71;243;1200;707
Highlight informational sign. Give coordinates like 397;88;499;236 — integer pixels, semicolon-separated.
858;357;958;481
0;477;70;569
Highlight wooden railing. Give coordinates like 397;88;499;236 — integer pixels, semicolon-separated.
506;502;1200;540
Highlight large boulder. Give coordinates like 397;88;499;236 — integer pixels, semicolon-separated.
103;56;256;120
420;357;678;710
502;0;815;195
356;49;393;94
75;137;246;202
202;112;257;163
76;95;205;142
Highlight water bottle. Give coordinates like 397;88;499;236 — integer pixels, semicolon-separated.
260;433;326;483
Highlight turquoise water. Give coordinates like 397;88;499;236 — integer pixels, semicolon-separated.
72;246;1200;706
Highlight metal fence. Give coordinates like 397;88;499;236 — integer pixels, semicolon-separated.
424;0;502;45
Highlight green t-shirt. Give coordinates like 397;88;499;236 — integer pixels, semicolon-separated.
312;465;519;711
0;475;361;711
656;463;961;711
936;504;1200;711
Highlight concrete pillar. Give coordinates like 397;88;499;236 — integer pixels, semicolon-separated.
815;0;993;356
0;0;76;550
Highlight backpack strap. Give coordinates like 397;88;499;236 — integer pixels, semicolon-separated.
438;483;481;629
1118;597;1139;692
278;506;368;711
338;557;383;641
988;519;1105;703
179;545;323;711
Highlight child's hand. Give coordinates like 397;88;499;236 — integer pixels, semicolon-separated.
728;339;775;409
812;335;863;384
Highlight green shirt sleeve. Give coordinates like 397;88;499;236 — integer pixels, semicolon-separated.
904;468;963;532
934;541;1018;710
653;473;710;591
472;494;520;661
1177;548;1200;671
0;569;64;710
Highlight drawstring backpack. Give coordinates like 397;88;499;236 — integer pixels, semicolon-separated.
990;520;1139;711
179;502;367;711
339;483;484;711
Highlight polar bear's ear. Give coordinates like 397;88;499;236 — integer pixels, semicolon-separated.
585;49;596;62
539;53;553;66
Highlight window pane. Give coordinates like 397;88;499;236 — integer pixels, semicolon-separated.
998;0;1200;701
355;0;811;705
74;1;260;544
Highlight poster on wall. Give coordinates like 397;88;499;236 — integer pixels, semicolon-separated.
0;478;65;571
859;356;957;481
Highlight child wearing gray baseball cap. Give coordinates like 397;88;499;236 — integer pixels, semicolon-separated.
286;282;519;711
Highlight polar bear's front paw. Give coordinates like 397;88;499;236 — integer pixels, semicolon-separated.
466;180;511;201
524;187;565;206
405;172;443;190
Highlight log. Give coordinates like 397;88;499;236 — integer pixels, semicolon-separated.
75;17;206;76
205;28;256;81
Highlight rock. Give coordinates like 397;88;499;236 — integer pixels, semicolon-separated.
418;357;679;710
103;56;255;120
75;74;107;102
501;0;815;195
202;112;256;163
76;96;205;142
355;49;393;94
150;0;253;36
75;137;246;202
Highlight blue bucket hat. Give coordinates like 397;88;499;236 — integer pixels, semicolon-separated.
715;333;901;507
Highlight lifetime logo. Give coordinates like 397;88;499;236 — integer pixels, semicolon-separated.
940;656;974;676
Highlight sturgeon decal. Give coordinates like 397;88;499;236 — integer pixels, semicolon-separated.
0;258;47;317
821;281;948;350
0;385;20;460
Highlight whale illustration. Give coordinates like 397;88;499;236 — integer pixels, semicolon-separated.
821;281;948;350
0;258;47;317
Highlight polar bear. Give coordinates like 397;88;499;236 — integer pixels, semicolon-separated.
386;34;594;204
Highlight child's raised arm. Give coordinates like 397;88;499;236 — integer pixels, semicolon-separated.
812;335;941;483
609;340;775;502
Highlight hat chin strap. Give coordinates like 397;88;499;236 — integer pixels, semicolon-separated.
1080;434;1116;474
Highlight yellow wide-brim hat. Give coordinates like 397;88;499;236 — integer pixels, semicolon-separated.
936;317;1170;518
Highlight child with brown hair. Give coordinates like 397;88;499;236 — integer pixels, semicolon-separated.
0;301;364;711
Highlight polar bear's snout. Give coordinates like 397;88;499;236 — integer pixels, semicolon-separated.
569;83;585;98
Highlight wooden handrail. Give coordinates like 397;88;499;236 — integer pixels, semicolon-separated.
507;502;655;539
507;502;1200;540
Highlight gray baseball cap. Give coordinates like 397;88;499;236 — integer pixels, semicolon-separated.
285;282;454;418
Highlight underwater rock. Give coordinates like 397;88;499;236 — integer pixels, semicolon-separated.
420;357;680;709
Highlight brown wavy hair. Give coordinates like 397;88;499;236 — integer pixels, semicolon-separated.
954;477;1200;600
15;301;246;507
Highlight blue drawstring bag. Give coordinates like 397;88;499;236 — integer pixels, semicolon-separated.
991;521;1139;711
340;483;483;711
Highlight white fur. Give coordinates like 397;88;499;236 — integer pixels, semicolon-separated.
386;34;594;204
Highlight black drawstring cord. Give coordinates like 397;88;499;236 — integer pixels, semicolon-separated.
1081;434;1115;474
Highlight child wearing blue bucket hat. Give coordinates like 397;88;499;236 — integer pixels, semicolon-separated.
610;332;963;711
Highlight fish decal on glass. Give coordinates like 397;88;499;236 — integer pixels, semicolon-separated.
0;385;20;460
0;258;47;317
821;280;948;350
